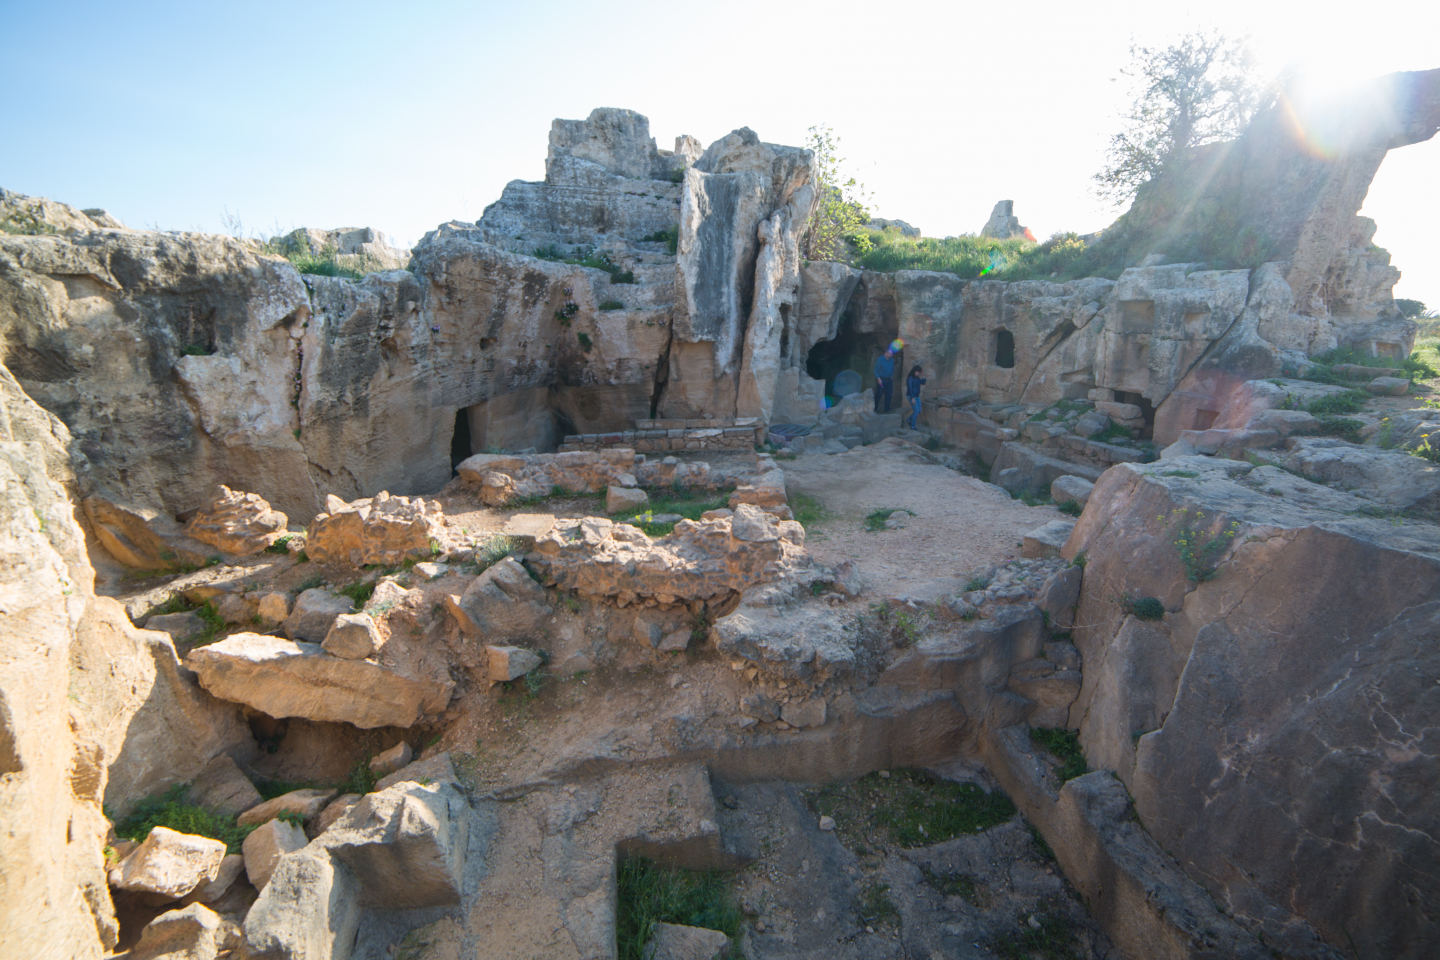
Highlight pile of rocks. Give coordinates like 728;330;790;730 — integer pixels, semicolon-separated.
305;491;447;566
182;486;289;557
456;448;640;506
528;504;807;607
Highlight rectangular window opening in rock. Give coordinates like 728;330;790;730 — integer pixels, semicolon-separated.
1119;300;1156;334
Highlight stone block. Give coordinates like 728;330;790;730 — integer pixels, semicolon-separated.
1367;376;1409;396
1050;475;1095;508
321;612;380;660
241;817;308;891
1095;400;1142;421
238;788;338;828
130;903;224;960
368;741;414;778
486;645;542;682
1022;520;1076;559
240;848;362;960
282;589;355;643
109;826;226;901
645;923;730;960
185;754;262;818
144;611;207;643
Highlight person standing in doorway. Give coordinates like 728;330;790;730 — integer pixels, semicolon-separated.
873;348;896;413
905;363;927;430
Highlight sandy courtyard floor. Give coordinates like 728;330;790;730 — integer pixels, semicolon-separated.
783;439;1067;601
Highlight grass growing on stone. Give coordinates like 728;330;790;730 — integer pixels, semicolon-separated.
1029;729;1088;783
615;857;741;960
1057;500;1083;517
340;755;381;796
618;491;733;536
113;784;255;854
989;907;1085;960
809;770;1016;849
337;580;375;606
1302;389;1370;417
473;534;518;573
789;492;829;530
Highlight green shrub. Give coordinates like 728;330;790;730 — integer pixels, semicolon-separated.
789;492;828;530
1127;596;1165;621
337;580;375;606
1029;728;1088;782
641;228;679;255
989;909;1084;960
114;784;255;854
533;244;635;283
1167;507;1239;581
266;533;297;554
599;299;625;310
577;332;593;352
616;858;741;960
1315;416;1364;442
810;769;1016;848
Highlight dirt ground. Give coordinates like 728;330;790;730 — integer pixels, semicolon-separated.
783;439;1067;601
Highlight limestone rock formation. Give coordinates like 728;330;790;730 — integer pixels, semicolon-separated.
1065;456;1440;956
450;557;551;645
239;846;362;960
186;633;454;729
980;200;1031;240
281;588;355;643
184;755;262;818
304;491;446;566
241;818;308;891
128;902;224;960
275;225;409;271
181;485;288;556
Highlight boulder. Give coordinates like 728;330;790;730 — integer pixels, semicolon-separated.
313;782;470;908
368;742;413;778
187;634;454;729
240;848;362;960
179;854;245;906
305;491;446;566
644;922;731;960
315;794;361;835
241;818;308;891
1073;411;1110;438
1094;400;1143;422
375;753;459;793
452;557;551;644
237;788;338;828
1367;375;1410;396
1283;437;1440;518
486;645;543;682
606;484;649;514
780;699;827;729
214;593;255;624
143;611;207;644
321;612;381;660
109;827;226;901
1036;565;1083;630
184;755;262;819
980;199;1029;240
1049;475;1094;508
182;486;288;556
129;903;224;960
1022;520;1076;559
281;589;354;643
255;592;289;624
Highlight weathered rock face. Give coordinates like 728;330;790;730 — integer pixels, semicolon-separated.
304;491;446;566
186;633;454;729
276;225;409;271
529;505;807;605
108;826;227;901
1064;456;1440;957
980;200;1030;240
456;448;640;507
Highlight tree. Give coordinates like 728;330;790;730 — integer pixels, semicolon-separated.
1095;32;1265;205
804;124;872;261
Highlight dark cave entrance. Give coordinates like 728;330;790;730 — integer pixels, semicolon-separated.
1115;390;1156;439
805;293;895;402
450;408;473;474
994;330;1016;369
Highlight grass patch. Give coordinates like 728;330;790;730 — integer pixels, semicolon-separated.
192;601;226;647
858;880;900;925
1030;728;1088;783
1012;488;1052;507
598;299;625;310
533;244;635;283
1315;416;1364;442
790;491;828;529
641;227;679;255
1056;500;1083;517
863;507;915;531
615;857;741;960
1123;596;1165;621
336;580;375;606
617;490;733;536
809;769;1016;849
473;534;517;573
853;228;1103;283
265;533;298;554
1162;469;1200;479
989;908;1084;960
1300;389;1370;416
920;864;982;904
113;784;255;854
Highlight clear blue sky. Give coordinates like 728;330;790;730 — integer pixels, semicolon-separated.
3;0;1436;306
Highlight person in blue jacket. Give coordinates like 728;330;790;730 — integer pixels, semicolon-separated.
905;363;927;429
873;349;896;413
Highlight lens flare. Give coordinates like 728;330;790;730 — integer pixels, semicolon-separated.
890;338;906;353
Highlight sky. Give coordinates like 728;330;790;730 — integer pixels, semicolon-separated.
2;0;1436;307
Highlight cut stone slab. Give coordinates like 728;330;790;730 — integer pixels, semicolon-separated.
241;847;362;960
374;752;458;793
321;612;380;660
410;561;448;581
486;645;543;682
606;484;649;514
313;782;470;909
368;741;413;778
1073;410;1109;438
187;633;454;729
185;754;262;818
1095;400;1143;421
1367;376;1410;396
129;902;224;960
1050;475;1094;508
109;826;226;901
500;512;556;549
280;588;354;643
237;788;338;828
143;611;207;643
241;818;308;891
1022;520;1076;559
644;922;730;960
